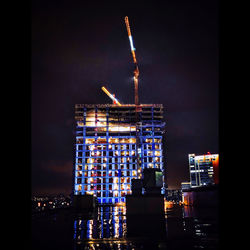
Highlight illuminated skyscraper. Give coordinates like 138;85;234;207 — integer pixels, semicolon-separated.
73;104;165;204
188;153;219;188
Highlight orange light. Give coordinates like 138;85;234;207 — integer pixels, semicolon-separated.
101;87;121;106
164;200;174;210
116;202;126;207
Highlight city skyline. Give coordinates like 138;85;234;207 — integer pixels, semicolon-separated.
32;0;218;195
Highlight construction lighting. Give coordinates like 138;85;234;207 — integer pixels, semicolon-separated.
128;35;136;51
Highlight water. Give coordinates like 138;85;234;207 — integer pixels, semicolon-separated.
32;204;219;249
165;204;219;249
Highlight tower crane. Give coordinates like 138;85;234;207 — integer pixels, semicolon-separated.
124;16;139;107
124;16;142;178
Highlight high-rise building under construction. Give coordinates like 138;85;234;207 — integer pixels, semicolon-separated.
73;104;165;204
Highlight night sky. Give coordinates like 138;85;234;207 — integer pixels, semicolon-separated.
32;0;218;195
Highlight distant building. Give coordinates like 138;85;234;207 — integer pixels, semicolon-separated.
73;104;166;204
181;182;191;190
188;153;219;188
166;189;182;202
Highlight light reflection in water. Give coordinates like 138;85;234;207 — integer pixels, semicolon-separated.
73;206;127;243
73;204;218;249
86;219;93;239
181;205;218;248
114;206;119;238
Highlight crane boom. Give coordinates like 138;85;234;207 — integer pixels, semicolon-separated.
124;16;139;106
125;16;137;64
101;86;122;106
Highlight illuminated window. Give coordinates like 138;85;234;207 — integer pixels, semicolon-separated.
77;171;82;177
77;165;82;171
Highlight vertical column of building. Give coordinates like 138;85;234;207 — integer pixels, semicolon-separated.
141;109;148;171
117;111;121;203
114;114;118;203
197;158;201;186
212;155;219;184
108;108;113;204
139;109;143;178
82;107;86;195
86;107;92;195
141;109;145;171
93;106;98;195
193;156;199;187
135;108;139;179
161;106;165;193
189;154;197;187
74;107;78;195
72;106;77;197
136;109;142;179
108;113;111;203
105;107;109;203
151;106;155;169
162;105;167;190
74;105;85;195
118;137;121;203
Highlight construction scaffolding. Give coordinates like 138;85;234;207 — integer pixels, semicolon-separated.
73;104;165;204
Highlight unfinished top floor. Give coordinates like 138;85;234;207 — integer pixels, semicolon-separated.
75;104;164;123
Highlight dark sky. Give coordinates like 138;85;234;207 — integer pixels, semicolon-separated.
32;0;219;195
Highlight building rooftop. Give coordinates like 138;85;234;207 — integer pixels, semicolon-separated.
75;104;164;108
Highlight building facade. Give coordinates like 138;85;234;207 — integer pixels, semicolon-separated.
188;153;219;188
181;182;191;191
73;104;165;204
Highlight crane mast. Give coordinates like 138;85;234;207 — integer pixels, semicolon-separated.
124;16;142;179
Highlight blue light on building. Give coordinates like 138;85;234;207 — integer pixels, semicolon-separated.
73;104;165;204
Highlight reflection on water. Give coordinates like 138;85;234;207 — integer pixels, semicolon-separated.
73;206;130;249
72;204;218;249
31;203;218;250
166;204;219;249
